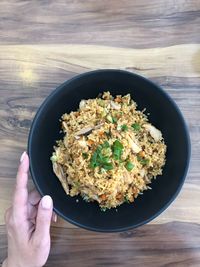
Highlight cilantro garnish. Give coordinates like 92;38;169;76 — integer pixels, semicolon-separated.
131;123;141;131
90;141;113;171
112;140;123;161
125;161;134;171
121;124;128;131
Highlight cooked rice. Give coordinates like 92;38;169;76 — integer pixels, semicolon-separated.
51;92;166;210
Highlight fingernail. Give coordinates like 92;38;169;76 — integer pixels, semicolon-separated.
41;195;52;209
20;151;26;163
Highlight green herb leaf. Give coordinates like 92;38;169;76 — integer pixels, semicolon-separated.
102;141;110;148
106;114;117;123
114;149;121;160
112;117;117;124
125;161;134;171
113;139;123;149
82;152;88;159
99;156;110;164
90;142;113;171
131;123;141;131
102;162;114;170
121;124;128;131
112;140;123;161
90;151;99;168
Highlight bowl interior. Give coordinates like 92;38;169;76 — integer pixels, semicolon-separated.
28;70;190;232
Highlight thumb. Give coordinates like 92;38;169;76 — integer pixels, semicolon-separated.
33;195;53;241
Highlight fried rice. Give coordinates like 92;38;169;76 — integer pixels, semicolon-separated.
51;92;166;210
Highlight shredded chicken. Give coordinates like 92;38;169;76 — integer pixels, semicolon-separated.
62;121;68;132
52;162;69;194
78;138;88;148
110;100;121;110
79;100;86;109
75;123;104;137
140;169;146;178
75;126;94;136
144;124;162;142
127;136;142;153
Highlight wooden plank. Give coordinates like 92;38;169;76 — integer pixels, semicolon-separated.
0;44;200;78
0;1;200;47
1;222;200;267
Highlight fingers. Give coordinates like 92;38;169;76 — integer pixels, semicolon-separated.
28;190;41;206
16;151;29;190
29;211;57;224
33;196;53;242
27;190;41;220
28;205;57;223
13;152;29;219
27;190;57;223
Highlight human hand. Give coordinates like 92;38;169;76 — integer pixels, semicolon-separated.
2;152;56;267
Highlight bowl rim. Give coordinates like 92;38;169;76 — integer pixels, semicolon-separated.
28;69;191;232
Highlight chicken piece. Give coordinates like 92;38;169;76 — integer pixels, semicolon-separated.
79;100;86;109
131;142;142;153
127;136;142;153
52;162;69;194
140;169;146;178
74;123;104;137
123;170;133;184
144;124;162;142
75;126;94;136
94;123;104;129
62;121;68;133
78;138;88;148
110;100;121;110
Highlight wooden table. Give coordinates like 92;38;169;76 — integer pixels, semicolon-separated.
0;1;200;266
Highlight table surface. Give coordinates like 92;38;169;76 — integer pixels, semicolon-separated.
0;1;200;266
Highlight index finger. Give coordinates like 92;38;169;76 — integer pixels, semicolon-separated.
13;151;29;218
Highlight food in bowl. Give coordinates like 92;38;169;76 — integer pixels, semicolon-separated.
51;91;166;210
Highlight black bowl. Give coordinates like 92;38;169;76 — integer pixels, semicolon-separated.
28;69;190;232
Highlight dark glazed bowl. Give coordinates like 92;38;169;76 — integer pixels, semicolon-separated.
28;69;190;232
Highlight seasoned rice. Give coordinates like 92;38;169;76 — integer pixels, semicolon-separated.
51;92;166;210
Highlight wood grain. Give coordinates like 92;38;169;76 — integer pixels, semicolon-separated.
0;0;200;47
1;222;200;267
0;0;200;266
